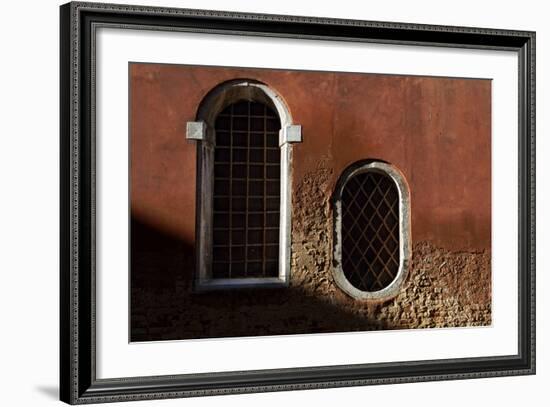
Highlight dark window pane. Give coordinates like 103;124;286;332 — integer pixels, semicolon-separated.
233;116;248;130
216;131;230;146
215;115;230;130
232;132;247;146
233;164;246;178
249;181;263;195
248;213;263;228
214;180;229;195
265;261;278;276
265;245;279;259
213;230;229;245
250;103;265;115
214;197;229;211
232;197;246;211
248;197;263;211
231;230;245;245
213;247;229;261
232;214;246;229
266;148;280;163
232;148;246;162
266;229;279;244
232;180;246;196
213;214;229;228
250;117;265;131
232;101;248;115
232;246;245;261
249;149;263;163
248;229;263;242
212;101;281;279
266;132;279;147
214;164;230;178
247;246;263;261
250;151;264;163
266;180;279;196
250;133;265;147
214;148;230;162
212;262;230;279
266;118;280;131
266;197;279;211
231;262;246;278
266;165;280;179
249;165;263;178
247;262;263;277
266;213;279;227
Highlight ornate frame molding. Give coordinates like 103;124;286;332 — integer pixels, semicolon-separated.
60;2;535;404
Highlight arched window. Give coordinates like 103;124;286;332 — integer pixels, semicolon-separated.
332;160;411;301
186;80;302;290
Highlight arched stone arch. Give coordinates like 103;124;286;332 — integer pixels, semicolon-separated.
196;79;293;129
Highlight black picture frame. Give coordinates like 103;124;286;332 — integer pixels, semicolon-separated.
60;1;536;404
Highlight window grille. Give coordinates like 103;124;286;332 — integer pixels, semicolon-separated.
341;171;399;291
212;100;281;278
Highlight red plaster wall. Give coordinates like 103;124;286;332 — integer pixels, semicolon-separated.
130;63;491;252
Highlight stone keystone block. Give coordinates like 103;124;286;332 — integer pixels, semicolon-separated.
279;125;302;146
186;121;206;141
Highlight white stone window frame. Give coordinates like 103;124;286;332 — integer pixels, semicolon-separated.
186;79;302;291
332;160;412;301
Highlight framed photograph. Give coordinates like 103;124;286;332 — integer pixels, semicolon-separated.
60;1;535;404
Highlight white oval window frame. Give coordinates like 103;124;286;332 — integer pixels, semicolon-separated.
332;160;412;301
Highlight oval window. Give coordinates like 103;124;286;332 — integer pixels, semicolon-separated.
333;161;411;301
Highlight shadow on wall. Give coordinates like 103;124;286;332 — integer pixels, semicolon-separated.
130;212;492;342
130;215;389;342
130;215;195;291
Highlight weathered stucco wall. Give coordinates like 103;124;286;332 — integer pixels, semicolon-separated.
130;63;491;341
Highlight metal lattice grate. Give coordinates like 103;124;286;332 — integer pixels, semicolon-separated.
341;171;400;292
212;100;281;278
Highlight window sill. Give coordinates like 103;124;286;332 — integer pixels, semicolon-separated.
194;277;289;292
